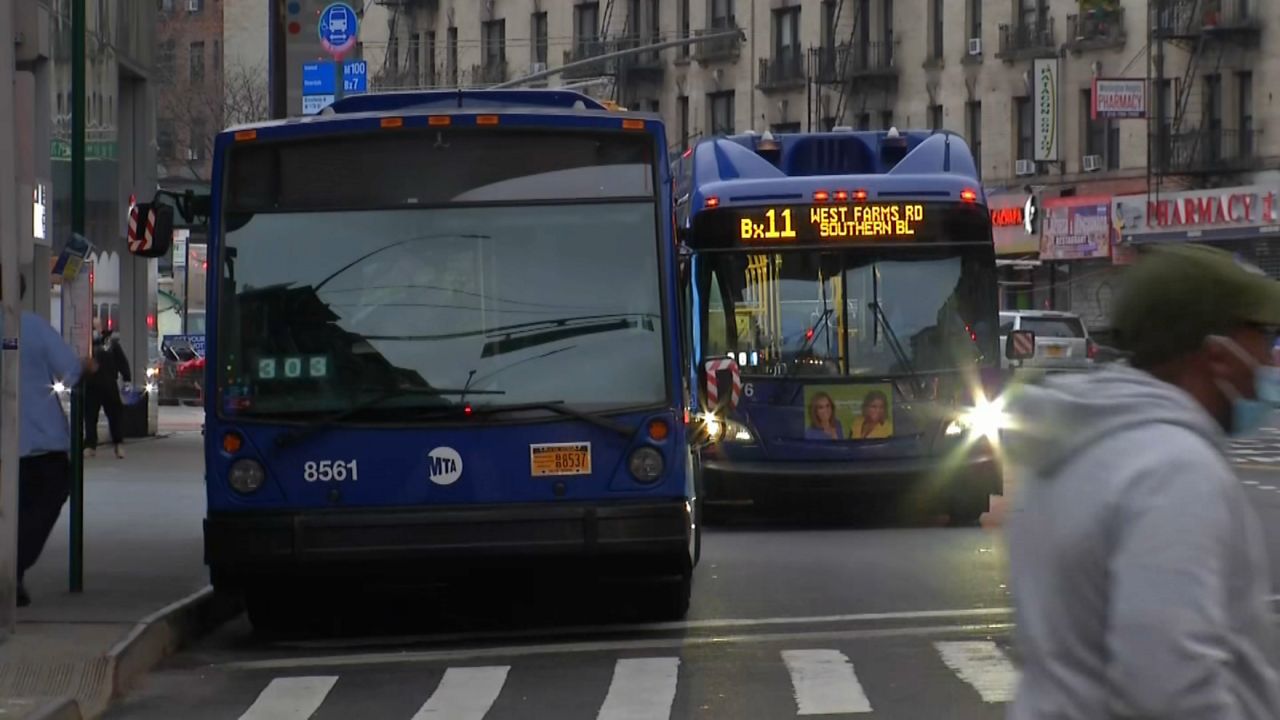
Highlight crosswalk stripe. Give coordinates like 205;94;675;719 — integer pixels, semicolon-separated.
935;641;1019;703
412;666;510;719
597;657;680;720
781;649;872;715
237;676;338;720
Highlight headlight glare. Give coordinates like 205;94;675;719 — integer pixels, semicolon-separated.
628;447;665;483
229;458;266;494
949;396;1011;443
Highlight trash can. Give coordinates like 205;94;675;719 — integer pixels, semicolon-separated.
121;385;149;438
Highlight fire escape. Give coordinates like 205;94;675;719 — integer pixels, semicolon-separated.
808;0;899;131
614;0;665;106
1149;0;1261;199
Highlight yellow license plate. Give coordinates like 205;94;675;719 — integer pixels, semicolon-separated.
530;443;592;477
1045;346;1065;357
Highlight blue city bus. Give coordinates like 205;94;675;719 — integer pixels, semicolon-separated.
679;129;1007;522
136;90;700;631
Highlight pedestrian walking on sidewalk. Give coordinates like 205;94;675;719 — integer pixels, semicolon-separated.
0;270;96;608
85;323;131;459
1002;244;1280;720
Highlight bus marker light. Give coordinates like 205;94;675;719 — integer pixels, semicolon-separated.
834;190;849;202
813;190;830;203
463;403;474;416
961;188;979;203
622;119;645;130
704;196;719;209
233;130;257;142
852;189;869;201
648;419;670;441
476;115;500;125
428;116;451;126
380;117;404;129
223;432;243;454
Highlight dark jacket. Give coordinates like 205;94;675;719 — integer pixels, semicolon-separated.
88;335;131;393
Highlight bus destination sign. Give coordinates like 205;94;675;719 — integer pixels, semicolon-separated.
737;203;927;242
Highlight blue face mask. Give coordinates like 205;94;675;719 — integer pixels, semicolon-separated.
1211;336;1280;438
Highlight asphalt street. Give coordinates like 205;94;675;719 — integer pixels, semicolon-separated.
100;434;1280;720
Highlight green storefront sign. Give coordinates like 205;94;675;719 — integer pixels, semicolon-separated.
51;139;118;162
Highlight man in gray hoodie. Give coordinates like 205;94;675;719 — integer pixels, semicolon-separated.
1004;243;1280;719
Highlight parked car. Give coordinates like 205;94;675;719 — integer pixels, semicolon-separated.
999;310;1097;372
158;338;203;405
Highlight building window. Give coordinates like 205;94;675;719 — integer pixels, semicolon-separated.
856;112;871;130
158;39;176;79
1238;71;1254;156
387;34;400;75
160;0;174;12
211;41;220;76
678;0;691;55
967;0;981;43
187;0;202;12
929;104;943;130
189;41;204;83
709;91;734;135
532;12;548;65
711;0;733;27
1015;96;1033;164
447;27;458;85
1204;73;1222;161
190;120;206;161
931;0;944;60
483;20;506;67
965;101;981;171
678;95;690;148
821;0;837;50
407;33;421;86
1019;0;1045;30
773;6;801;79
575;2;600;56
425;32;437;86
157;118;175;159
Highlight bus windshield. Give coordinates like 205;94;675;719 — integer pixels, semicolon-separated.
699;247;998;377
216;129;666;417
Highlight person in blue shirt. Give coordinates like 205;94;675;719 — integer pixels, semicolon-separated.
1;271;96;607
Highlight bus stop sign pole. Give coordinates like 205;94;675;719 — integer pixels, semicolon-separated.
69;0;86;593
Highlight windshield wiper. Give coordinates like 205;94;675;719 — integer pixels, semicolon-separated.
274;386;506;448
469;401;634;438
868;301;926;394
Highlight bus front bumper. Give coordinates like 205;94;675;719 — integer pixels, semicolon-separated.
205;500;691;583
702;453;1001;503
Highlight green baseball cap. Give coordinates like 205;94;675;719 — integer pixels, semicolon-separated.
1112;243;1280;366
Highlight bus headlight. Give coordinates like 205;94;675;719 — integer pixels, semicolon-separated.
946;397;1011;443
228;458;266;494
628;447;665;483
699;413;754;443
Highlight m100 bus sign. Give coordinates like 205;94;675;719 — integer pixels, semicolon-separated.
736;203;927;242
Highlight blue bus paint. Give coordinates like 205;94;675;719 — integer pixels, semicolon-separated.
202;90;697;626
680;129;1004;522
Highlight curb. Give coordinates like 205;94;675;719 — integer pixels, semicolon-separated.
100;586;242;717
0;697;83;720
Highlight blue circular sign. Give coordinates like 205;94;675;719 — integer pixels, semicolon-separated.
318;3;358;59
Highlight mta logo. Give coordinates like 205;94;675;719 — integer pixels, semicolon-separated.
428;447;463;486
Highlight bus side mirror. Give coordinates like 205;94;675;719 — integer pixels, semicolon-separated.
126;203;175;259
1006;330;1036;361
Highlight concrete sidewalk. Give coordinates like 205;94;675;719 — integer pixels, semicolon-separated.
0;410;234;719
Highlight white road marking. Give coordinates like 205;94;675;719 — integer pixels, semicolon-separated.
782;649;872;715
1260;486;1277;491
278;607;1019;653
237;676;338;720
220;623;1016;672
935;641;1019;703
597;658;680;720
1244;480;1261;485
412;666;509;720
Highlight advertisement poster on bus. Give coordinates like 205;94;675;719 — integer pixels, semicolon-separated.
802;384;894;441
1040;196;1112;261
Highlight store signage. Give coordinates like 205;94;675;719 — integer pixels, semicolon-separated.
989;192;1039;256
1033;58;1060;162
1092;79;1146;120
1041;196;1111;261
1113;185;1280;244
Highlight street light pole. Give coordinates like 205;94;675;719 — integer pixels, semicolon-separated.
69;0;86;593
0;0;25;636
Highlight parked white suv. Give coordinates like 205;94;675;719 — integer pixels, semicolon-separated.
999;310;1096;371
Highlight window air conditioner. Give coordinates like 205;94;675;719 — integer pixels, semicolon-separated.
530;62;548;74
968;38;982;56
187;0;201;12
1082;154;1103;172
1015;158;1037;176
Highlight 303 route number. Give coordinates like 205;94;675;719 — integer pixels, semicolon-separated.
303;460;359;482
